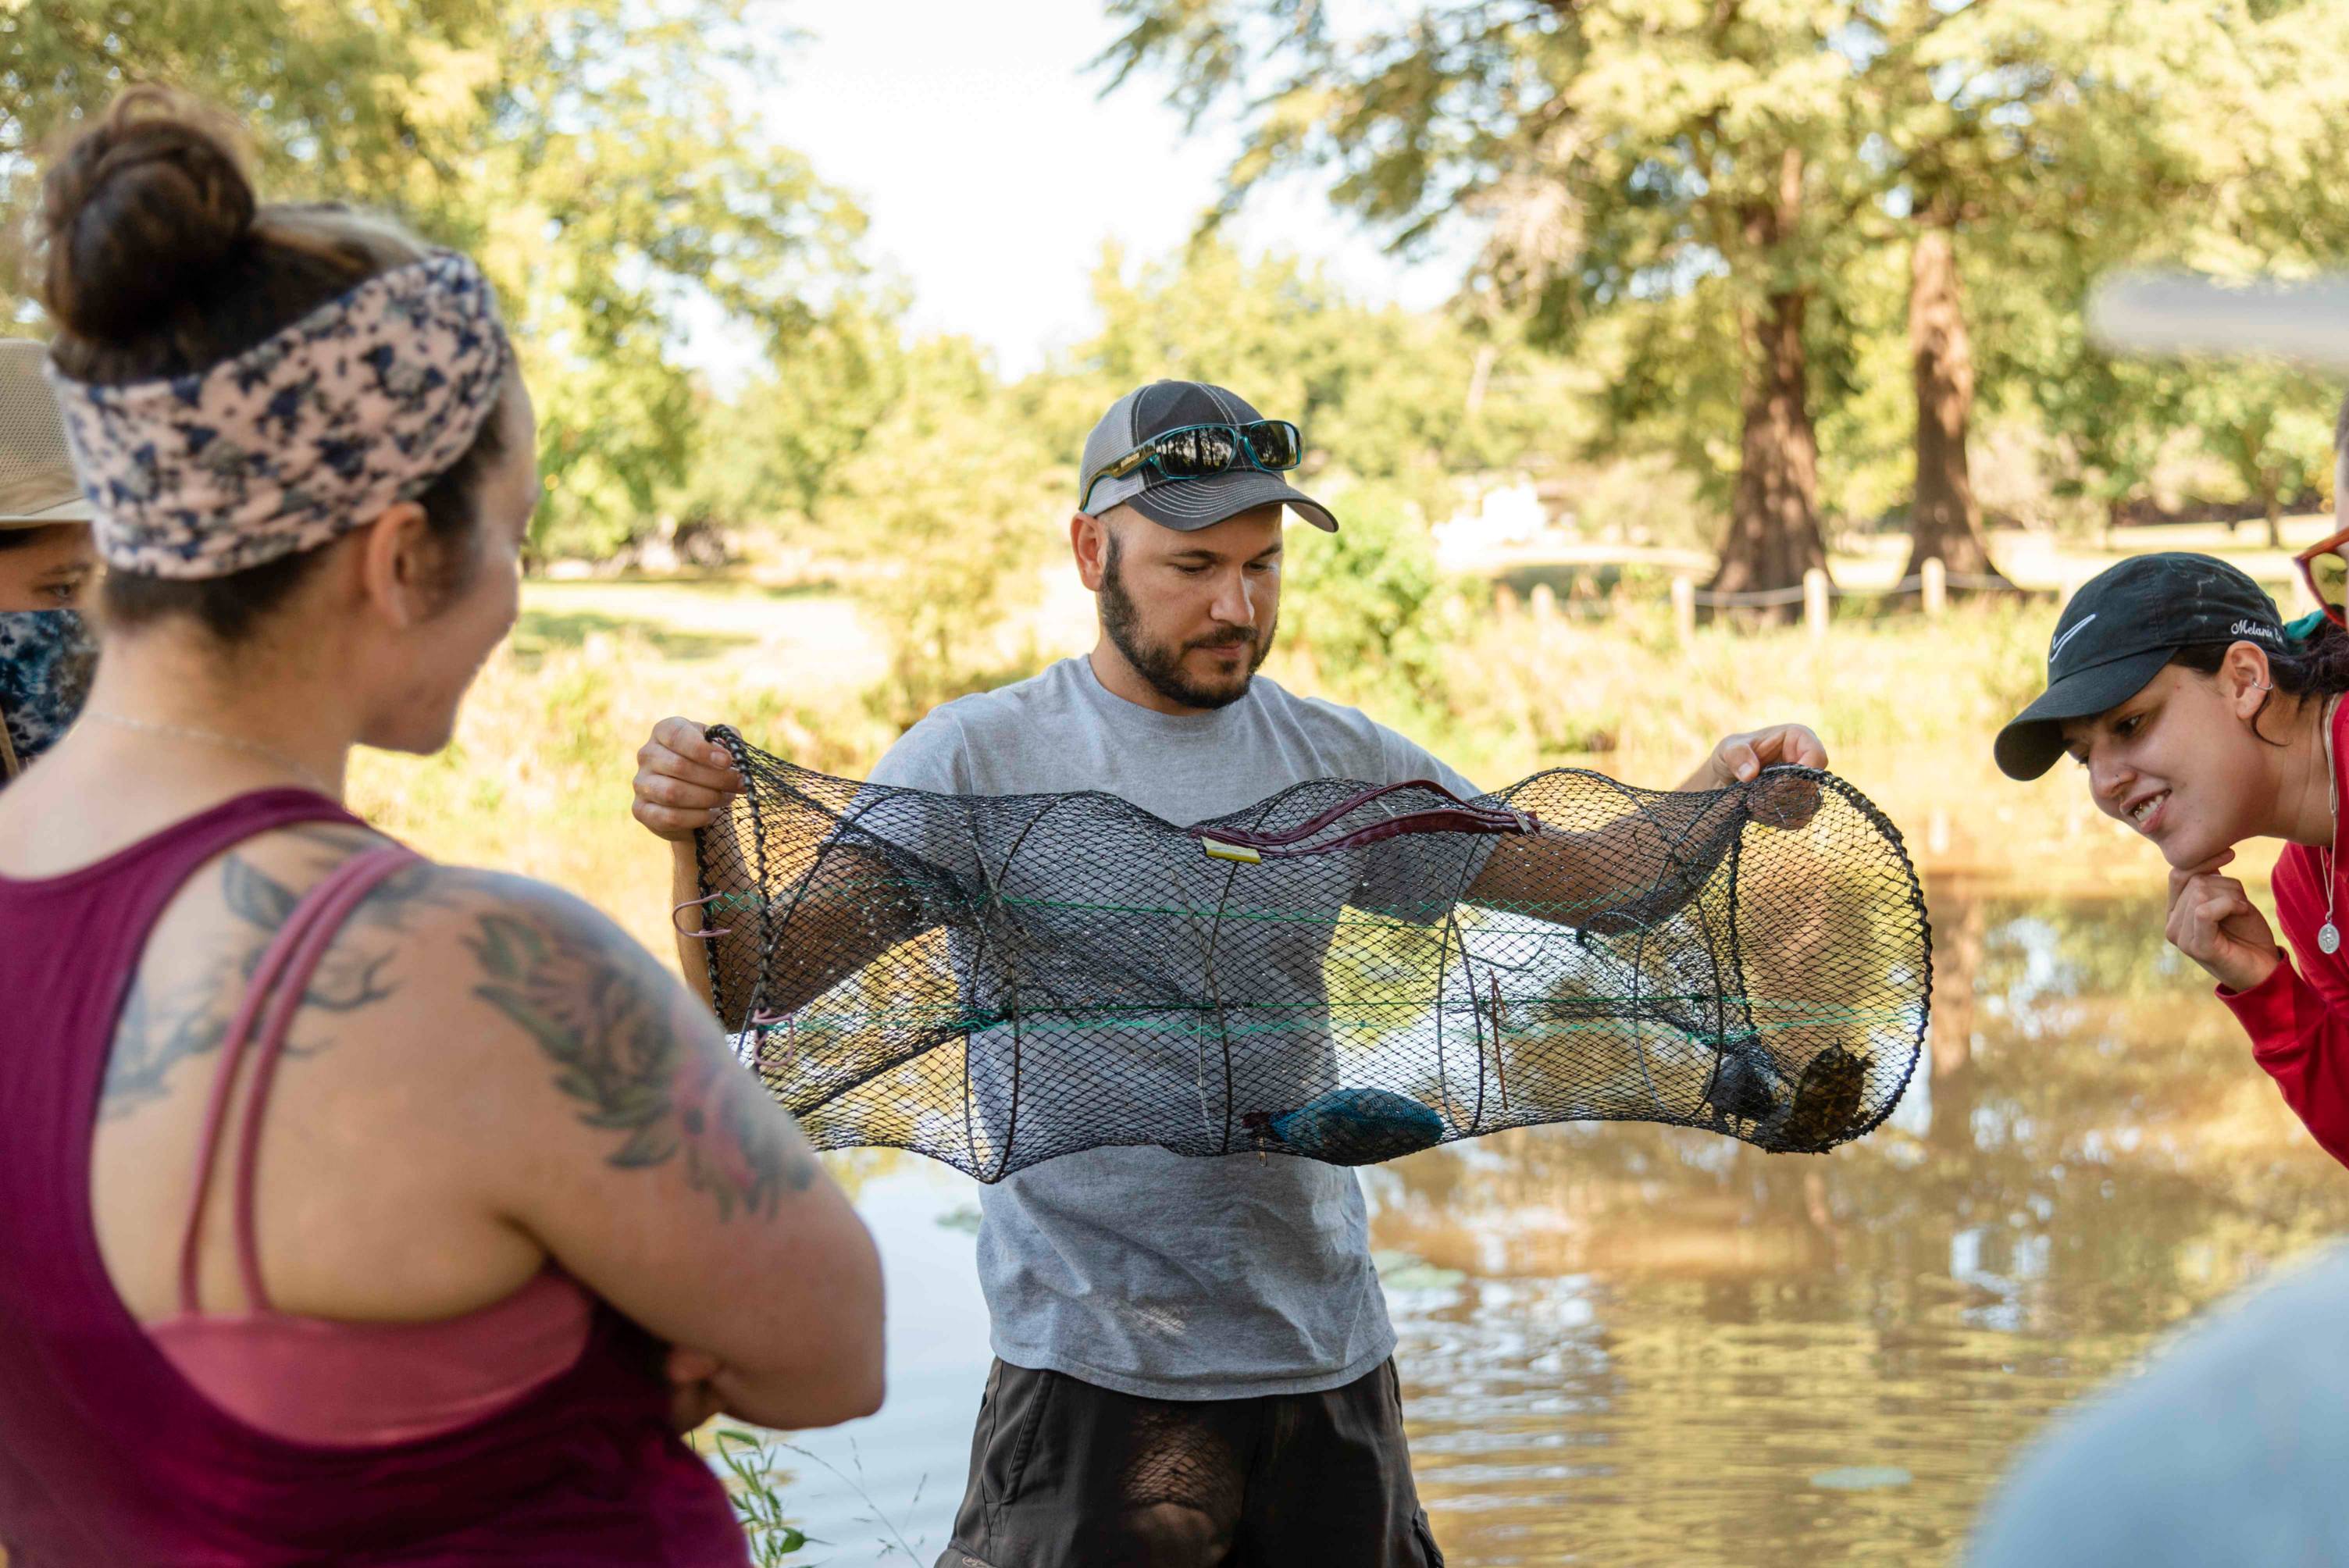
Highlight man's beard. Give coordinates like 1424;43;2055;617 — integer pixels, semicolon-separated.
1099;535;1274;711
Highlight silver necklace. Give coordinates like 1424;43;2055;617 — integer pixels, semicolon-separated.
84;710;340;800
2322;697;2341;955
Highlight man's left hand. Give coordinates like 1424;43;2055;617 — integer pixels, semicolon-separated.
1682;725;1829;828
1690;722;1829;789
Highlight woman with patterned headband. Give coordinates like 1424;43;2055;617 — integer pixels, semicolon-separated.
0;90;882;1565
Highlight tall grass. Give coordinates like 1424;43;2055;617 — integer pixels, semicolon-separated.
1330;593;2054;788
347;628;893;964
711;1429;813;1565
1306;591;2129;889
704;1427;930;1564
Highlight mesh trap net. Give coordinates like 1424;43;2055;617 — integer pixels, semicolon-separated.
691;726;1930;1180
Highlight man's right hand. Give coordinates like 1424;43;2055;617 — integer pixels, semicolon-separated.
2166;850;2283;995
633;717;744;845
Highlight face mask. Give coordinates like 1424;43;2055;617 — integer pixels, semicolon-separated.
0;610;96;775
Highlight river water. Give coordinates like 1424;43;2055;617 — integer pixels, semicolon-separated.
761;875;2349;1565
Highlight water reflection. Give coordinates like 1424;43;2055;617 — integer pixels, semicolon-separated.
774;877;2349;1565
1378;878;2349;1565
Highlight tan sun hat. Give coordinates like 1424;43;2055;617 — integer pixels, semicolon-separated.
0;338;94;529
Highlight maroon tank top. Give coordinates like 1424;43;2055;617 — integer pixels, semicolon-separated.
0;789;750;1566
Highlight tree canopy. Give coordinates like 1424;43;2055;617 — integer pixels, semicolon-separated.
9;0;2347;639
2;0;873;558
1096;0;2349;594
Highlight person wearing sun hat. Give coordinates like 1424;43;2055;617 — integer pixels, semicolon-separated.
1995;521;2349;1169
0;335;98;782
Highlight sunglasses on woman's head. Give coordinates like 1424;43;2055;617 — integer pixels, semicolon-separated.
2296;524;2349;629
1080;420;1303;513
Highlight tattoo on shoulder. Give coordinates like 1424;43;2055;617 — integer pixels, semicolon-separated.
105;981;231;1117
101;845;450;1121
463;904;815;1219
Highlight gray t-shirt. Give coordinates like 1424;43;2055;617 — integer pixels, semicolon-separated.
866;656;1477;1399
1968;1241;2349;1566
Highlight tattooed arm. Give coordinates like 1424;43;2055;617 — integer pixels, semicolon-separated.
441;872;884;1430
91;826;879;1429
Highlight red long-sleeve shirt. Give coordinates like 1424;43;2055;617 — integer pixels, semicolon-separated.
2219;700;2349;1167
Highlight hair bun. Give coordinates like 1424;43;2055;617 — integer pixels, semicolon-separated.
41;87;256;346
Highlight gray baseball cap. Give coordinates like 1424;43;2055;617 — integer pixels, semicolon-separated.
1078;380;1338;533
0;339;93;529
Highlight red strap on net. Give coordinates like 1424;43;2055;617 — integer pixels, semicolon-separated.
1185;778;1538;861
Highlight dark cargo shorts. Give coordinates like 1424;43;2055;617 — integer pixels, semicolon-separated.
932;1356;1444;1568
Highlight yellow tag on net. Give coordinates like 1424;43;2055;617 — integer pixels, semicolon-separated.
1200;838;1262;864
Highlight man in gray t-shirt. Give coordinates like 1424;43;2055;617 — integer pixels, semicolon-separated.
633;379;1827;1568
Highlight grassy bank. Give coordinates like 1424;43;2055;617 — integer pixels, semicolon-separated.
348;597;893;971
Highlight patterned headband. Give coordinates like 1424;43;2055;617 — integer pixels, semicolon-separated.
45;250;511;579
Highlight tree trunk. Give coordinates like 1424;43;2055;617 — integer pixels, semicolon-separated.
2265;483;2283;550
1709;149;1827;615
1711;289;1828;604
1465;342;1497;418
1901;223;2007;586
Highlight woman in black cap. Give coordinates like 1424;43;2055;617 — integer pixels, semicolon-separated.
1996;541;2349;1166
0;337;98;783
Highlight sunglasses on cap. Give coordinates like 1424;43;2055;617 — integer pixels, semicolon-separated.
1079;419;1303;513
2297;524;2349;629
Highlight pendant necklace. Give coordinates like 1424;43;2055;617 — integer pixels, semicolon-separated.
2322;697;2341;956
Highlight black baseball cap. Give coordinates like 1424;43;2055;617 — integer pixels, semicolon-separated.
1995;552;2289;780
1077;380;1338;533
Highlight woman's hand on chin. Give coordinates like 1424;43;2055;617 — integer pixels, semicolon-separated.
2166;850;2283;994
